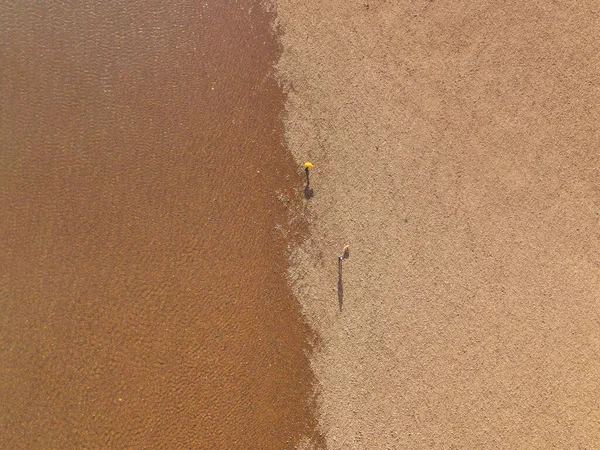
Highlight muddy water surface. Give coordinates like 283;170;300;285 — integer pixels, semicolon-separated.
0;1;320;448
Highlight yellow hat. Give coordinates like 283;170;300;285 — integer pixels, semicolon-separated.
304;162;314;169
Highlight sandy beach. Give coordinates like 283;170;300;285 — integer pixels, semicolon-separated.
3;0;599;448
277;1;600;447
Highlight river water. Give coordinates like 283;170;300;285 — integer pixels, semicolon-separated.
0;1;320;447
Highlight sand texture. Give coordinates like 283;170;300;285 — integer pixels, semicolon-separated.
276;1;600;447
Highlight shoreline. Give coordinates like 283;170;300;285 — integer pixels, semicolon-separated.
1;1;321;447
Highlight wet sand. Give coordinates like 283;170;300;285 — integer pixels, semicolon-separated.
277;1;600;448
1;1;321;448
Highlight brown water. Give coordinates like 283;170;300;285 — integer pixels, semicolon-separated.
0;1;321;448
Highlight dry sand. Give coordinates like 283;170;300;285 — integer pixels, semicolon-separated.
276;1;600;447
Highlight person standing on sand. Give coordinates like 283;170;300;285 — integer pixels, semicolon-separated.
304;161;314;198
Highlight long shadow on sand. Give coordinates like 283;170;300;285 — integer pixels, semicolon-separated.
337;257;344;311
304;167;314;199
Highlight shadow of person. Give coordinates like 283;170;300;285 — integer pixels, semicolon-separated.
337;246;349;312
337;256;343;311
305;184;314;199
304;167;314;199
